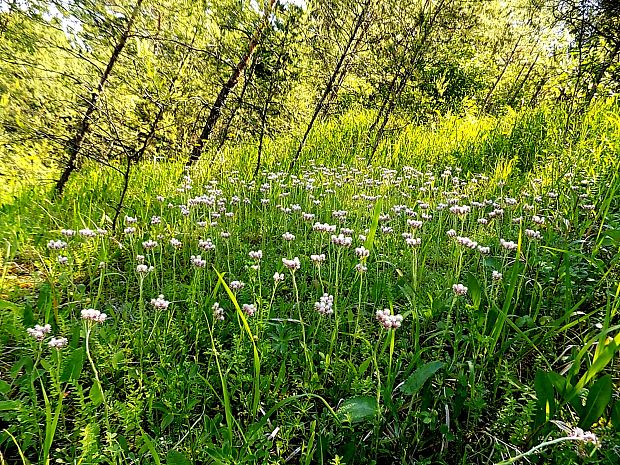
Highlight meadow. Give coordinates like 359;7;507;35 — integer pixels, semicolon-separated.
1;102;620;464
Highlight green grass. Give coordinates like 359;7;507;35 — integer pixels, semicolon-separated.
0;100;619;464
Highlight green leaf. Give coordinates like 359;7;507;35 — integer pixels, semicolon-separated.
338;396;378;423
534;370;555;427
466;272;482;309
0;400;21;411
0;299;20;311
401;361;444;395
141;434;162;465
22;303;34;328
61;348;85;383
578;375;612;429
0;379;11;395
89;380;104;407
166;450;191;465
611;401;620;432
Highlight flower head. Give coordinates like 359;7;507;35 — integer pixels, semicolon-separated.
150;295;170;310
81;309;107;323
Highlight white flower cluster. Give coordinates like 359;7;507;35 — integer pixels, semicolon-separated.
27;324;51;341
525;229;542;239
150;295;170;309
212;302;224;321
500;238;518;250
355;246;370;259
81;309;107;323
282;257;301;271
242;303;256;317
249;250;263;260
282;232;296;241
199;239;215;251
48;337;68;349
331;234;352;247
449;205;471;215
47;240;67;250
456;236;478;249
313;222;337;233
170;238;182;248
376;309;403;329
191;255;206;267
142;240;158;250
229;280;245;291
452;284;468;296
314;294;334;315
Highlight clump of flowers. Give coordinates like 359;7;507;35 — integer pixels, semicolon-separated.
191;255;206;267
282;257;301;271
199;239;215;251
525;229;542;240
273;272;285;282
170;238;182;248
249;250;263;260
452;284;468;296
212;302;224;321
314;294;334;315
310;254;326;265
500;238;518;250
331;234;352;247
242;304;256;317
230;280;245;291
27;324;51;341
142;240;158;250
492;270;503;281
47;240;67;250
282;232;296;241
48;337;68;349
136;264;153;274
376;309;403;329
150;295;170;309
355;246;370;259
81;309;107;323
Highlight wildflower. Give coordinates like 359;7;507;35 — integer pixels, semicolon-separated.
124;227;136;235
27;324;51;341
525;229;542;240
150;295;170;310
380;226;393;234
478;218;488;225
314;294;334;315
532;215;545;225
273;272;285;282
136;264;153;274
97;228;108;236
449;205;471;215
199;239;215;251
220;231;231;239
355;263;368;273
282;232;296;241
446;229;457;237
492;270;503;281
136;255;145;263
406;237;421;247
249;250;263;260
242;304;256;317
47;240;67;250
355;246;370;259
142;240;158;250
407;219;423;228
312;222;336;233
229;280;245;291
358;234;367;242
302;212;315;221
57;256;68;265
60;229;75;237
376;309;403;329
500;238;518;251
477;245;490;254
456;236;477;249
48;337;68;349
282;257;301;271
310;254;326;265
125;215;137;224
151;216;161;225
452;284;468;296
156;195;165;202
190;255;206;268
212;302;224;321
197;221;207;228
331;234;352;247
81;309;107;323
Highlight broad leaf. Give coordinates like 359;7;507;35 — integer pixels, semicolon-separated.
578;375;612;429
338;396;378;423
401;361;444;395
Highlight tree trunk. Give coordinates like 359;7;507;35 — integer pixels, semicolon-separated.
290;0;373;169
481;35;522;114
55;0;144;195
186;0;276;166
584;40;620;106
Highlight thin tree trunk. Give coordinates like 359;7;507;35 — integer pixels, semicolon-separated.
584;40;620;106
508;51;540;107
481;35;522;114
55;0;143;195
186;0;276;166
216;57;257;152
290;0;373;168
